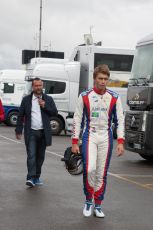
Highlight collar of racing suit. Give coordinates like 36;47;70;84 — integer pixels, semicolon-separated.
93;87;106;95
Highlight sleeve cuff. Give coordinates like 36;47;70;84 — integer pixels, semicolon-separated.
72;138;79;144
117;138;125;145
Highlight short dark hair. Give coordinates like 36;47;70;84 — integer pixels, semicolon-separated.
32;77;42;85
93;64;110;79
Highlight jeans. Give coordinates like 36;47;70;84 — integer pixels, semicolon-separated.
26;129;46;180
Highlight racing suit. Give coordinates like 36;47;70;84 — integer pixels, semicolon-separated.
72;87;124;205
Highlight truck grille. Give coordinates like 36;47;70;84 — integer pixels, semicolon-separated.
125;112;143;131
125;131;145;151
125;131;145;144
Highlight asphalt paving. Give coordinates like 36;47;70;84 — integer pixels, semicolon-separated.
0;125;153;230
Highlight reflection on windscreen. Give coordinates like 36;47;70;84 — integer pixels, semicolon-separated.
25;80;66;95
25;81;32;95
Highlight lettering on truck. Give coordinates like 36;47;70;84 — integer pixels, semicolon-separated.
129;101;145;105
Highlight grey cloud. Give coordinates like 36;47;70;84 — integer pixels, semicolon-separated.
0;0;153;69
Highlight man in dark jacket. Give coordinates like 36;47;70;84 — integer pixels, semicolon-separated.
15;78;58;187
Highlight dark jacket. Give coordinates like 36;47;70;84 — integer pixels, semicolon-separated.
15;93;58;146
0;99;5;122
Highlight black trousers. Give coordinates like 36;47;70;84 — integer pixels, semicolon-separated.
26;129;46;180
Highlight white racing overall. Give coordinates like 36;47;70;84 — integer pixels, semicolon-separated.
72;87;124;205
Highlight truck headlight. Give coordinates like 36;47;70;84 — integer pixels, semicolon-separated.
141;112;147;131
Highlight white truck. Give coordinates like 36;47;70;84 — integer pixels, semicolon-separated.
125;33;153;161
0;69;26;126
25;45;134;135
25;59;80;135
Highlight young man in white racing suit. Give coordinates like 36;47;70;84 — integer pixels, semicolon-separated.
72;64;124;218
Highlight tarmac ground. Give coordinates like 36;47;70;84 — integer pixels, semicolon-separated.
0;125;153;230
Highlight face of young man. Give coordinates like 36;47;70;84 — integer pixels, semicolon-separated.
94;73;109;91
32;80;43;96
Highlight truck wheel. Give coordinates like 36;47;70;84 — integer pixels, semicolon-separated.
7;111;19;126
50;116;64;135
139;154;153;161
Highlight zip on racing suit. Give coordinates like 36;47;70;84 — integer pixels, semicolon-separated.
72;87;124;205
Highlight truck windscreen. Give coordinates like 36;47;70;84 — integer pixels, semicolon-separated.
132;44;153;81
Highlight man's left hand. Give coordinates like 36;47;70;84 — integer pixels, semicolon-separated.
116;143;124;156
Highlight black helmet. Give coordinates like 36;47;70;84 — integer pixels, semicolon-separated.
61;145;83;175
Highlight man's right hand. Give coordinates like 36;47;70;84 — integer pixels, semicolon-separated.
16;134;22;140
71;144;80;154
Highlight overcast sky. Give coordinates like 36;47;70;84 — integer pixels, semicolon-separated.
0;0;153;69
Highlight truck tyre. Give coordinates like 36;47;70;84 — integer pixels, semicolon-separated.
139;154;153;161
7;111;19;126
50;116;64;135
